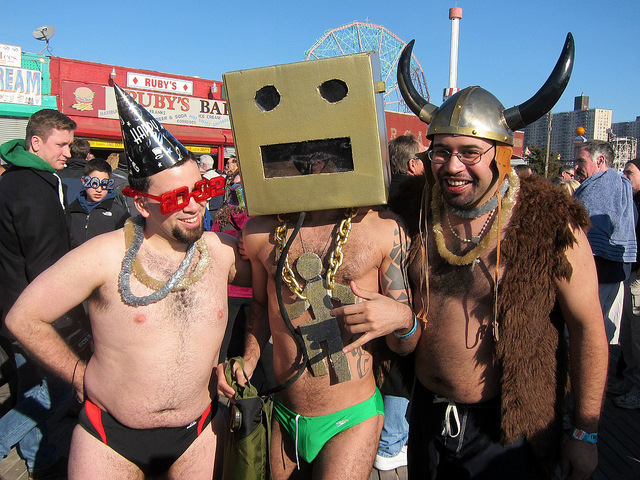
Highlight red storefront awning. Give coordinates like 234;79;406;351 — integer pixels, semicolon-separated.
69;116;232;146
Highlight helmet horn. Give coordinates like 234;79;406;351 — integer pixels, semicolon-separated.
503;33;575;131
398;40;438;124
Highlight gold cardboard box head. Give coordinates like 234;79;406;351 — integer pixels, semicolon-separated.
223;52;389;216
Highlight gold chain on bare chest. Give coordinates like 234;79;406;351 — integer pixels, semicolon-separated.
275;208;358;299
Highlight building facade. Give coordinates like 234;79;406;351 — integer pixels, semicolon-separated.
2;43;432;174
1;45;235;169
53;57;234;166
524;96;613;166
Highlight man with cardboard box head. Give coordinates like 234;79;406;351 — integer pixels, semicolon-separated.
218;53;417;479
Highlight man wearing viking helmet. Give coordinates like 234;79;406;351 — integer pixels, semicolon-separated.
6;85;251;479
391;34;608;479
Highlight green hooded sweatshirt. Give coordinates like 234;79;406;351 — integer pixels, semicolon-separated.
0;139;56;173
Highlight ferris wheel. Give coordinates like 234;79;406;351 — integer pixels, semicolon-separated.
304;21;430;112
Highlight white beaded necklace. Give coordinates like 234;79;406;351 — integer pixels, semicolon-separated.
431;172;520;269
446;208;497;245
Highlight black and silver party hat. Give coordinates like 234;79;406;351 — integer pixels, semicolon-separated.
114;83;189;178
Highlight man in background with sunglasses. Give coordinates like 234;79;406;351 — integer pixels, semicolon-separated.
6;86;251;479
392;36;609;479
67;158;130;248
552;164;576;185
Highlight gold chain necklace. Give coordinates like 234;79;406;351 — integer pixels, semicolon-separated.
431;172;519;268
123;219;212;291
275;207;358;299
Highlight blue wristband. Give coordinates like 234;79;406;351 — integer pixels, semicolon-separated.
394;314;418;339
571;427;598;444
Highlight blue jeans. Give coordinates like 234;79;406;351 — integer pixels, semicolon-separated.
0;348;70;471
377;395;409;457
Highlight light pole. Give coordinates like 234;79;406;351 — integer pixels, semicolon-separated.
572;126;587;168
544;111;552;177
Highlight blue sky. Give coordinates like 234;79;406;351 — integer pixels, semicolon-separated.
2;0;639;122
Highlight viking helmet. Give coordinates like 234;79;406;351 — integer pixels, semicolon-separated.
398;33;574;185
398;33;574;146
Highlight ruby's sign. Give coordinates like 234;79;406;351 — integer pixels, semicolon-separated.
127;72;193;96
61;82;230;129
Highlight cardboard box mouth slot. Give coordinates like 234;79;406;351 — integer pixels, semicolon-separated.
261;137;353;178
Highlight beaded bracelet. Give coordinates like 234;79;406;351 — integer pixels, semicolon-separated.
394;314;418;339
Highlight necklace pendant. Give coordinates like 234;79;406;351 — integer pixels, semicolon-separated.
471;236;481;244
471;257;480;272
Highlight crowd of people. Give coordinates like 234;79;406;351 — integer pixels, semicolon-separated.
0;32;635;480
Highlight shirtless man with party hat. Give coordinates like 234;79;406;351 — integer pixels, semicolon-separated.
6;85;249;479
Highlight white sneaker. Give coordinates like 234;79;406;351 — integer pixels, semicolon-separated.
613;388;640;409
373;445;407;471
608;378;634;396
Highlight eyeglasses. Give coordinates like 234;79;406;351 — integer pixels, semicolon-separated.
82;176;115;190
427;144;495;165
122;176;225;215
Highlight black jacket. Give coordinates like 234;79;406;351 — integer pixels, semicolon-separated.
0;167;70;324
633;191;640;271
67;196;130;249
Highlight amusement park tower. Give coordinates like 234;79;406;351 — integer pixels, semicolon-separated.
444;6;462;101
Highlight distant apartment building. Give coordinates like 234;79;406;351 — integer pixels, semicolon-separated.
524;95;612;165
612;116;640;159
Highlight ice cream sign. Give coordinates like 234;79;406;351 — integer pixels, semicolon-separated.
0;66;41;106
0;43;41;105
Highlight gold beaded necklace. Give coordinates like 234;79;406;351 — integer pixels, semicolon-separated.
275;207;359;299
431;172;519;269
123;218;211;291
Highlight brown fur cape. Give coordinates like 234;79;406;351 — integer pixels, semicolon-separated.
390;174;591;478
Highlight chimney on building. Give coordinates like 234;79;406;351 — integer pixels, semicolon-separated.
574;94;589;111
